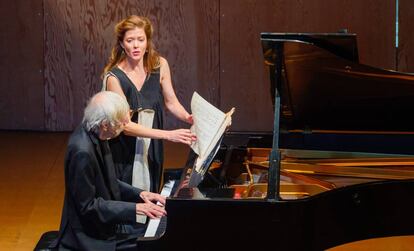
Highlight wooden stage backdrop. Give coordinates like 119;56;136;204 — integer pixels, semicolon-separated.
1;0;414;131
1;2;414;250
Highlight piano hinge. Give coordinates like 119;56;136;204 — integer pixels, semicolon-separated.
303;126;312;134
267;198;278;204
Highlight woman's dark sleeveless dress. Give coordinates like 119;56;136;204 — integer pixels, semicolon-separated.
107;67;164;193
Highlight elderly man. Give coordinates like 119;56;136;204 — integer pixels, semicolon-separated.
52;91;166;251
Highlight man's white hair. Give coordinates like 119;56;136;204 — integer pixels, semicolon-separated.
83;91;129;131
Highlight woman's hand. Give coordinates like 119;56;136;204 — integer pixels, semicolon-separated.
165;129;196;145
185;114;193;125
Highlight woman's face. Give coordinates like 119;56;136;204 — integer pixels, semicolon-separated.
121;27;147;62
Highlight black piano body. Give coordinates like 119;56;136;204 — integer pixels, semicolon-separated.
137;33;414;250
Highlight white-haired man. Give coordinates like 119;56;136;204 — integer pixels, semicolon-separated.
52;91;166;251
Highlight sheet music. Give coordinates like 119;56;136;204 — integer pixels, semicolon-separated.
190;92;226;158
189;92;235;174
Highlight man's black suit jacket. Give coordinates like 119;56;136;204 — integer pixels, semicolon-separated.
54;124;144;251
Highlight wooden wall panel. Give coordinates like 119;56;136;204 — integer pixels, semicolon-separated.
0;0;44;130
134;0;220;129
398;0;414;73
44;0;114;131
44;0;219;131
220;0;396;131
2;0;405;131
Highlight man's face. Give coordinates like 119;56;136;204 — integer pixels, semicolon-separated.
99;115;130;140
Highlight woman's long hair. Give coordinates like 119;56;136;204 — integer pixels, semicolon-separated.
103;15;160;76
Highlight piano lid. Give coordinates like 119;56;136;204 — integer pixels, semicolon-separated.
261;33;414;133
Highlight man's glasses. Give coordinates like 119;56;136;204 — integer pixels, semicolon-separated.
129;109;139;119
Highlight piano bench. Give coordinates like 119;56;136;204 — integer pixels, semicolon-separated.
33;231;138;251
33;230;59;251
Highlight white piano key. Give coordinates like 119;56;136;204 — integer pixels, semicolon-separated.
144;180;175;237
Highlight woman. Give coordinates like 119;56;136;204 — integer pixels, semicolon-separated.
102;15;196;193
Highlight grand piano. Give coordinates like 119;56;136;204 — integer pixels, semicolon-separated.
137;33;414;250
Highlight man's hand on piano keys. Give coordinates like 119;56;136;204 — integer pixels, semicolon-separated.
140;191;166;206
136;202;167;219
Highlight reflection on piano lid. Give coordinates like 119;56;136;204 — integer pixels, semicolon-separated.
188;136;224;187
137;33;414;251
261;32;414;132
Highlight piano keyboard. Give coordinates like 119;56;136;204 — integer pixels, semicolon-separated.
144;180;176;237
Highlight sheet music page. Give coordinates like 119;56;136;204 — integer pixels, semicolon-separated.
190;92;226;158
189;92;235;174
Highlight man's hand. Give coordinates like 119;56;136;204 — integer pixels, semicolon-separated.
140;191;166;206
136;202;166;219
